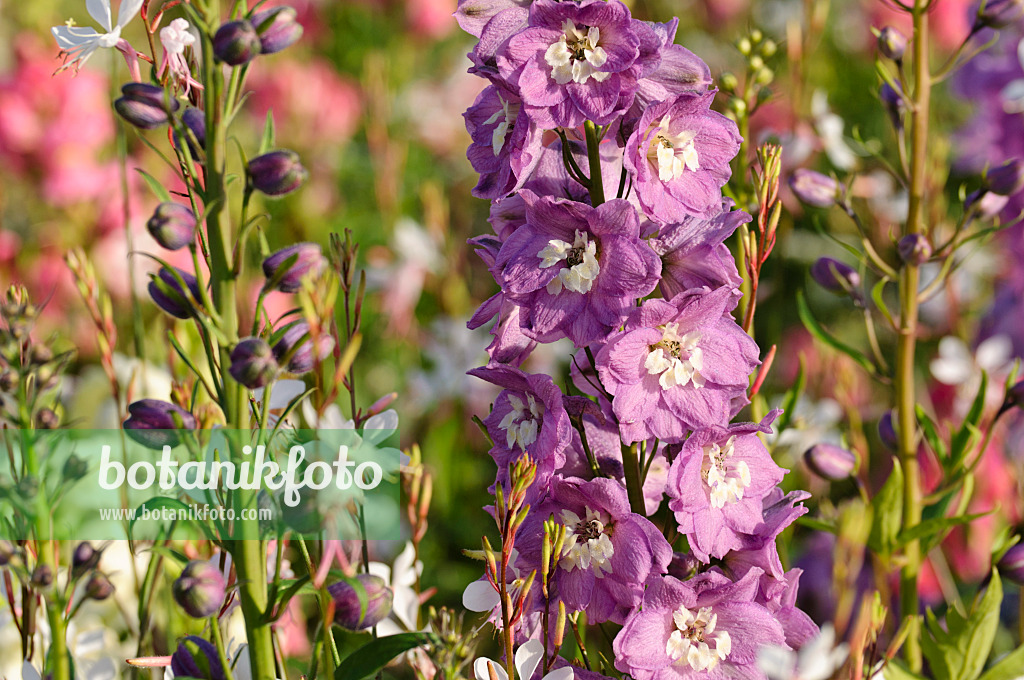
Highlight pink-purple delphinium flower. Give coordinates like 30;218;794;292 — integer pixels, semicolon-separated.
650;201;748;299
613;569;788;679
516;477;672;624
631;18;712;111
666;412;786;562
496;189;661;347
497;0;657;128
595;287;759;444
464;83;543;199
468;234;537;365
624;91;742;222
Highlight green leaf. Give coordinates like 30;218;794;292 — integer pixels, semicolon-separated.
259;110;276;155
915;405;947;460
797;290;878;377
334;632;440;680
796;516;837;534
978;643;1024;680
957;570;1002;680
868;457;903;554
136;168;173;204
775;354;806;435
951;370;987;467
897;510;990;549
871;277;895;328
881;660;928;680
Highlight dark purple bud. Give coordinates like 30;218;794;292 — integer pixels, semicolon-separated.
789;169;842;208
811;257;861;295
148;267;202;319
804;443;857;481
974;0;1024;30
667;552;700;580
114;83;179;130
251;6;303;54
31;564;53;589
272;322;335;374
147;203;197;251
212;20;262;65
123;399;197;449
174;107;207;160
171;636;226;680
262;243;326;293
985;159;1024;196
229;337;279;388
85;571;114;601
35;408;59;429
173;560;226;619
328;574;393;631
248;150;308;196
877;27;907;60
1004;379;1024;412
63;454;89;481
0;541;16;566
880;82;905;131
999;542;1024;585
964;189;1009;219
73;542;99;575
897;234;932;265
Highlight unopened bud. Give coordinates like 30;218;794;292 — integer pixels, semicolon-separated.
964;189;1009;219
719;72;738;92
0;540;16;566
73;542;99;575
804;442;857;481
0;371;16;392
667;551;700;580
212;20;261;65
147;203;197;251
63;454;89;481
171;636;226;680
897;234;932;265
878;410;898;450
974;0;1024;30
35;408;59;429
262;243;326;293
880;82;906;132
328;574;393;631
173;560;226;619
810;257;861;295
114;83;179;130
272;322;334;374
877;27;907;60
985;158;1024;196
85;572;115;601
177;107;206;157
248;150;308;196
123;399;197;449
251;6;303;54
31;564;53;589
29;346;53;364
148;267;202;319
229;337;279;389
998;542;1024;585
789;169;842;208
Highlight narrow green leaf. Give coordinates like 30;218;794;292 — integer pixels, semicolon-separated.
259;110;276;155
881;660;928;680
951;370;987;466
898;511;990;549
334;632;440;680
871;277;895;328
956;570;1002;680
797;291;878;377
795;516;837;534
136;168;173;204
915;405;948;460
978;643;1024;680
868;458;903;554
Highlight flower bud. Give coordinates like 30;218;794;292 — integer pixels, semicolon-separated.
63;454;89;481
171;636;226;680
148;267;202;319
229;337;279;388
179;107;207;155
667;552;700;580
0;540;16;566
985;158;1024;196
35;407;59;429
789;169;842;208
147;203;197;251
124;399;197;448
212;20;261;65
73;542;99;575
974;0;1024;30
964;189;1009;218
328;574;393;631
85;571;115;601
0;370;16;392
1004;379;1024;412
114;83;179;130
877;27;907;60
29;345;53;364
810;257;861;294
998;542;1024;585
804;443;857;481
272;322;335;374
251;6;303;54
31;564;53;589
247;150;308;196
173;560;226;619
719;72;738;92
262;243;326;293
897;234;932;265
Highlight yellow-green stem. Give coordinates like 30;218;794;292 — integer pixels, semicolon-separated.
621;443;646;516
897;0;930;671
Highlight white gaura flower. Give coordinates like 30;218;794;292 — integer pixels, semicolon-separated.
757;624;848;680
474;640;573;680
52;0;144;71
369;542;424;634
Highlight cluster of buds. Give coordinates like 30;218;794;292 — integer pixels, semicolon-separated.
721;28;777;122
419;607;478;680
213;6;303;66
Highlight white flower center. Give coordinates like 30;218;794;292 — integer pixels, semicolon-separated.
543;19;610;85
559;507;614;577
666;606;731;671
497;393;542;451
483;95;520;156
161;18;195;54
647;115;700;182
701;436;750;509
644;323;705;391
538;230;600;295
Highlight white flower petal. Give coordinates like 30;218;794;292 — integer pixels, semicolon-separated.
52;25;101;49
543;668;574;680
976;334;1012;371
463;580;500;612
86;0;113;32
117;0;144;29
475;658;509;680
515;639;544;680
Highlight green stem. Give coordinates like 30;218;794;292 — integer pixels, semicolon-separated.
621;443;645;516
897;0;930;672
584;121;604;207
